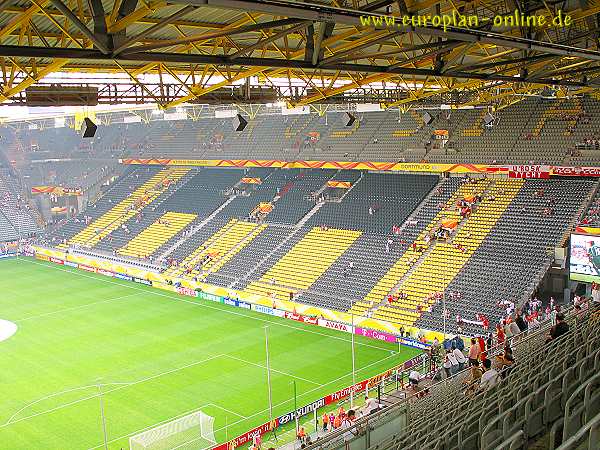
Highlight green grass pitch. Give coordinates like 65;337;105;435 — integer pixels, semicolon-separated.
0;258;420;449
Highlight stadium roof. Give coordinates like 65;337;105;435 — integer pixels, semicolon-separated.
0;0;599;109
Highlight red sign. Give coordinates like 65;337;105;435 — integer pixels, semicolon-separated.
284;312;317;325
552;166;600;177
508;171;549;179
49;257;64;265
212;420;277;450
175;286;197;297
97;269;114;277
78;264;97;273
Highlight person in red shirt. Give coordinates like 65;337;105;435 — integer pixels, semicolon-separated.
496;323;505;346
478;335;487;362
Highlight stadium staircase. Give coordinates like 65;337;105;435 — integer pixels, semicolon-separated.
243;227;361;301
61;167;189;248
118;211;197;258
164;219;265;280
155;195;238;262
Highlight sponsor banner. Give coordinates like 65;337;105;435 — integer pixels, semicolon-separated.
119;158;600;178
36;254;50;262
354;327;397;343
114;272;133;281
238;301;251;310
78;264;97;273
551;166;600;177
317;318;353;333
0;253;15;259
154;282;176;292
327;181;351;188
273;309;286;318
324;381;368;405
576;227;600;235
197;291;222;303
97;268;114;277
223;297;239;307
398;338;430;350
64;261;78;268
241;177;262;184
284;311;318;325
277;397;326;426
254;304;275;315
31;186;82;196
133;277;152;286
49;257;64;265
175;286;197;297
508;171;549;179
212;420;278;450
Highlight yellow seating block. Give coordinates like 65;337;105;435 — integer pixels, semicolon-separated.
118;211;197;258
64;168;190;248
166;219;265;279
245;227;361;301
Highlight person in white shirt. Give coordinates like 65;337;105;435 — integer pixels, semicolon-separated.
479;359;499;390
446;349;459;375
452;345;467;371
340;410;356;441
363;396;379;415
408;369;421;389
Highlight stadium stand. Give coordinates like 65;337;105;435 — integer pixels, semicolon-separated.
60;167;189;249
308;305;600;450
0;167;40;239
244;227;362;301
8;97;600;165
118;211;197;258
40;161;598;337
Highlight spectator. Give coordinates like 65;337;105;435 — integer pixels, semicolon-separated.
464;360;483;396
363;396;380;415
408;369;421;389
496;346;515;378
468;338;481;366
452;344;467;371
547;313;569;342
340;410;356;441
515;311;528;332
297;427;306;444
479;359;499;390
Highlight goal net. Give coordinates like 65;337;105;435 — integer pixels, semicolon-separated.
129;410;216;450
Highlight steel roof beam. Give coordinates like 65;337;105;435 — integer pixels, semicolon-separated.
169;0;600;62
0;44;592;87
48;0;110;54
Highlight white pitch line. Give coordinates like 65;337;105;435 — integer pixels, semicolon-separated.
86;351;402;450
208;403;248;419
1;354;224;428
224;354;324;387
22;259;394;352
14;292;140;322
3;382;133;426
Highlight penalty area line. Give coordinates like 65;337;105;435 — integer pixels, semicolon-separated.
14;292;140;322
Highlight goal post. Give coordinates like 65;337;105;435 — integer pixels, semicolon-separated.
129;410;216;450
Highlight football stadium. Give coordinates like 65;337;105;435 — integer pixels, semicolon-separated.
1;1;600;449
